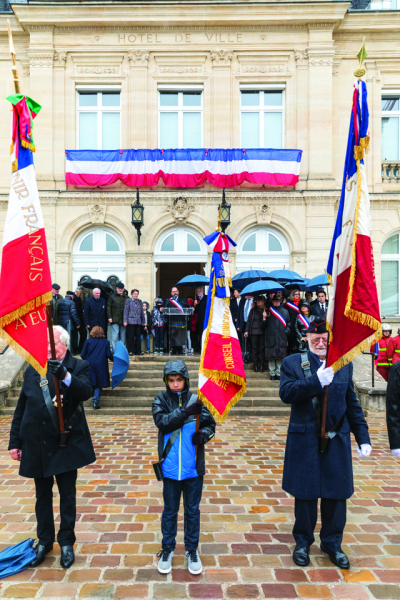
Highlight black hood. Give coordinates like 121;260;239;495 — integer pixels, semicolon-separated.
163;359;190;393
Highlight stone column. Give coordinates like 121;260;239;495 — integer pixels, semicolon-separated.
211;50;233;148
53;51;67;190
128;50;149;148
27;25;55;189
306;24;336;190
365;60;383;193
294;50;310;189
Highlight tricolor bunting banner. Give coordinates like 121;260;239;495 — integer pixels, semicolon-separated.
198;231;246;423
326;80;381;371
0;94;52;376
65;148;302;189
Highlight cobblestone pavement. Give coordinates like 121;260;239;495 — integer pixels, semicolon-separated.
0;414;399;599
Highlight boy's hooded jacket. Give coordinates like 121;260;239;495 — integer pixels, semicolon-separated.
152;360;216;480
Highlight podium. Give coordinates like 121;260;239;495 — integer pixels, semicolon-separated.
163;307;193;355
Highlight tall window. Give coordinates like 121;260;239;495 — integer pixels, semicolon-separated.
382;94;400;161
368;0;399;8
381;233;400;315
158;90;202;148
237;226;289;272
240;88;284;149
77;89;121;150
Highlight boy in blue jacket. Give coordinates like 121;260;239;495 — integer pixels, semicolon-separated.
152;359;216;575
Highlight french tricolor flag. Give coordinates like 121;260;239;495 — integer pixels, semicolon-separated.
326;80;381;371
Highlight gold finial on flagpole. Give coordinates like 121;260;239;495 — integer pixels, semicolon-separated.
354;37;367;79
7;20;20;94
215;204;222;232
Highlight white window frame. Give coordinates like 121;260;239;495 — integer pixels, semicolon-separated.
369;0;399;9
236;226;290;272
240;85;285;149
76;85;122;150
154;226;207;263
158;85;204;149
381;232;400;315
382;90;400;161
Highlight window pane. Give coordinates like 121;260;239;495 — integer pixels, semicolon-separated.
264;92;283;106
79;93;97;107
106;234;119;252
382;234;399;254
241;91;260;107
79;113;97;149
102;113;120;149
160;112;178;148
264;112;282;149
160;92;179;107
241;113;260;148
269;234;282;252
187;233;201;252
382;117;399;160
161;234;174;252
381;260;399;314
102;93;120;107
382;97;399;111
183;113;201;147
183;93;201;107
242;233;256;252
79;234;93;252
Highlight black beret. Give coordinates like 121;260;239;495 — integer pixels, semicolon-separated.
52;284;60;290
308;320;328;334
66;290;74;296
116;282;125;289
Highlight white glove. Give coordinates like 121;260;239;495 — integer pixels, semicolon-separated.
317;361;334;388
392;449;400;458
356;444;372;457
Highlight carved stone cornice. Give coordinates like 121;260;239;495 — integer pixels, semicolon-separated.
28;53;55;68
307;23;335;30
305;49;335;67
128;49;149;67
26;25;54;33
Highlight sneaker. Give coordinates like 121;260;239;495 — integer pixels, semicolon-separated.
186;548;202;575
157;549;174;574
146;350;150;354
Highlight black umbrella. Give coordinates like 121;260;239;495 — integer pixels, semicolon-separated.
80;277;114;296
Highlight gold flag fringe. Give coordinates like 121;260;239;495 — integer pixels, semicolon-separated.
328;329;381;374
198;383;247;424
20;139;36;152
10;141;13;154
216;277;232;288
11;159;18;173
0;327;47;377
0;291;52;328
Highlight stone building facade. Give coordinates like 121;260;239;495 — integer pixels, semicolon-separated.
0;1;400;315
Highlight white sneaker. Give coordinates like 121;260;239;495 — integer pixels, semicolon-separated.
186;549;202;575
157;549;174;574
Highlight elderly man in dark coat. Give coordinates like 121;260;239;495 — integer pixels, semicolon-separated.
279;321;371;570
8;326;95;570
84;287;107;332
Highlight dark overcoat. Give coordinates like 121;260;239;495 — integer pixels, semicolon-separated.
264;305;290;360
195;295;207;335
84;296;107;331
81;337;113;388
279;351;370;500
8;351;96;479
386;362;400;449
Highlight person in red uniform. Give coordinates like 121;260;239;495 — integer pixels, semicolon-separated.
373;323;392;382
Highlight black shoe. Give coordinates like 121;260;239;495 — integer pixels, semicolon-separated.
270;375;276;381
129;352;133;356
139;352;144;356
93;403;100;410
259;364;264;373
276;375;281;381
320;543;350;569
60;545;75;569
254;363;259;373
293;545;310;567
30;544;53;568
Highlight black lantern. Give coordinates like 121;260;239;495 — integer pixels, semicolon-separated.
218;188;231;233
131;187;144;245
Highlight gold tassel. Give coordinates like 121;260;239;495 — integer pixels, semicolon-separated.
20;139;36;152
198;382;247;424
0;291;52;328
217;277;232;288
12;159;18;173
0;327;47;377
330;329;381;374
10;141;14;155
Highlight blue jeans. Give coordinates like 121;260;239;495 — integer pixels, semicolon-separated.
111;324;126;353
92;387;102;405
141;331;150;351
162;476;203;552
154;327;164;351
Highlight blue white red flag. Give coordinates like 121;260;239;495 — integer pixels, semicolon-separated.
65;148;302;189
198;231;246;423
326;80;381;371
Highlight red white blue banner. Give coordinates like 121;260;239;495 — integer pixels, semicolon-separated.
65;148;302;189
326;80;381;371
198;231;246;423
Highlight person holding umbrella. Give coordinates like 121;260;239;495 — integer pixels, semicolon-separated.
81;326;113;409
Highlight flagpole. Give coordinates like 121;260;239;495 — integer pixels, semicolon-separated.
7;20;20;94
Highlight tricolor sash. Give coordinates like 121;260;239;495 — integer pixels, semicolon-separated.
286;301;300;313
270;307;287;327
169;298;184;312
298;314;310;330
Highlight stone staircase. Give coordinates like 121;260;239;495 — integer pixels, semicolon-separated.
3;355;290;418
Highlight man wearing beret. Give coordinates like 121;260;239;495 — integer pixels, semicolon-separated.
8;326;95;569
51;284;63;326
279;320;371;569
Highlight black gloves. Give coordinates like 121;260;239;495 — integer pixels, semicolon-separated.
192;430;204;446
48;359;67;381
185;402;203;417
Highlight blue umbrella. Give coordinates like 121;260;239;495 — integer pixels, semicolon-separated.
285;277;309;292
232;269;276;290
111;341;130;390
0;538;36;579
240;280;285;297
305;274;329;292
268;269;304;283
177;274;210;287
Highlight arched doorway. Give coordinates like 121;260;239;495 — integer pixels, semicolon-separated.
72;226;126;289
154;226;207;299
236;226;290;272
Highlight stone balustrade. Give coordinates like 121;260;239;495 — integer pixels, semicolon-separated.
382;161;400;183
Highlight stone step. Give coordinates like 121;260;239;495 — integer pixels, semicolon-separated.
0;406;290;417
100;386;279;397
117;370;276;381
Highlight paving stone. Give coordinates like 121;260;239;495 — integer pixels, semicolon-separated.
189;584;223;599
153;583;187;598
114;584;149;598
261;583;297;598
330;584;370;599
297;584;332;598
226;584;260;598
41;583;78;597
275;568;308;582
341;569;377;583
79;583;115;597
368;585;400;599
3;584;42;598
